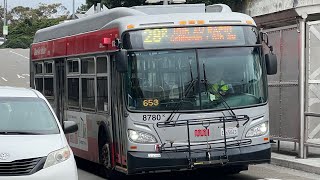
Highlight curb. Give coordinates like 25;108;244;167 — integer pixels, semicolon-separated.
271;153;320;175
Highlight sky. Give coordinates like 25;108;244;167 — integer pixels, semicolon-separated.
3;0;86;13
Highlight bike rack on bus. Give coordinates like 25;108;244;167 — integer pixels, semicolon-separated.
156;115;251;168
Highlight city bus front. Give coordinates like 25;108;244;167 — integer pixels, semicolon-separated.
119;25;277;174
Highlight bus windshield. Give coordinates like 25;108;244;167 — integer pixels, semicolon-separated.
126;47;267;111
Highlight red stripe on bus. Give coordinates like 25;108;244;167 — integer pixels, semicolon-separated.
31;28;119;60
69;137;99;163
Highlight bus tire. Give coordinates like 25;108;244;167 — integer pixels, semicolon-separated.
101;143;111;169
98;128;113;178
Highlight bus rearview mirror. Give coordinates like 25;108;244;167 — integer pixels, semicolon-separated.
116;50;128;73
63;121;78;134
265;52;277;75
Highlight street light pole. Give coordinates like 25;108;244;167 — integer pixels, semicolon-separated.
72;0;75;19
3;0;6;41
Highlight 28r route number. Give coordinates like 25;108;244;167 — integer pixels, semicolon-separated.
142;114;161;121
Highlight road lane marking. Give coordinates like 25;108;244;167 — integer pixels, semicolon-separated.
1;77;8;81
17;74;25;78
10;50;29;59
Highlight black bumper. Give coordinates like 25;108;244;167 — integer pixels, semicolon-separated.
127;143;271;174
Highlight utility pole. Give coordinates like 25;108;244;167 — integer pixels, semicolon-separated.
72;0;75;19
3;0;7;42
163;0;169;5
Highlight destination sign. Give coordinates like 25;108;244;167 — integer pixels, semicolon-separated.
143;26;243;44
123;26;256;49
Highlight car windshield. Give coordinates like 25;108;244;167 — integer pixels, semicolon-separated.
126;47;267;111
0;98;60;134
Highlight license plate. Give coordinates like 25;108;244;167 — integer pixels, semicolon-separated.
221;127;238;137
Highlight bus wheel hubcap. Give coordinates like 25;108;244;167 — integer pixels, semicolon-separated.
102;144;111;169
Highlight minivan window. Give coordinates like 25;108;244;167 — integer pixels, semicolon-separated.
0;98;60;134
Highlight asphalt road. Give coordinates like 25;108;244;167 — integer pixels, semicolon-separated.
0;48;30;88
77;162;320;180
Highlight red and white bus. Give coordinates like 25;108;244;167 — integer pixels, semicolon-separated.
30;3;277;177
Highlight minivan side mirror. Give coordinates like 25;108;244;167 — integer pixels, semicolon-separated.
265;51;277;75
63;121;78;134
116;50;128;73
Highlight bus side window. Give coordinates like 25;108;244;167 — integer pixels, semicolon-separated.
44;62;54;106
81;57;95;111
97;56;108;112
34;62;44;93
35;77;44;93
67;59;80;110
68;78;80;108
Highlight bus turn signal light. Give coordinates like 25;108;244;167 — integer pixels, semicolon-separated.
130;146;137;150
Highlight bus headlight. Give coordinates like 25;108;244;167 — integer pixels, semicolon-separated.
43;146;71;169
128;129;157;144
246;122;268;138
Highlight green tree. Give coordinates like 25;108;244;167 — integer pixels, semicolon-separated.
1;3;68;49
10;3;68;24
86;0;145;9
77;4;89;13
35;3;69;18
85;0;242;10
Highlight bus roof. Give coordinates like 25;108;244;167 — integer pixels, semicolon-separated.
33;7;146;43
33;4;256;44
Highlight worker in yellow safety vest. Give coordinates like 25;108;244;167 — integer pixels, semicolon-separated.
205;65;233;101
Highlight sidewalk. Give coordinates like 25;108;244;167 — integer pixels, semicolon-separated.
270;141;320;175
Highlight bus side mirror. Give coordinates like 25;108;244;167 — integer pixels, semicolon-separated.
265;52;277;75
63;121;78;134
116;50;128;73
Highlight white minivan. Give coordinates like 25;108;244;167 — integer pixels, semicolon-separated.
0;86;78;180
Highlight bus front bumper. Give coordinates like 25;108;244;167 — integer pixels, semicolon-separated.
127;143;270;174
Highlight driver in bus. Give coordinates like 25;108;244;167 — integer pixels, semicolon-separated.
205;65;234;101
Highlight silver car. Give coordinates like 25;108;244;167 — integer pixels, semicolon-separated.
0;86;78;180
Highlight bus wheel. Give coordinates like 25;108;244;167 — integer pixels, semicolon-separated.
99;142;113;178
102;143;111;169
100;143;123;179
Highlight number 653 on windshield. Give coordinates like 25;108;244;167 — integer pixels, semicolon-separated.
143;99;159;107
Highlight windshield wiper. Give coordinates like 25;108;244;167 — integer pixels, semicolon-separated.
202;63;240;128
0;131;44;135
166;63;197;123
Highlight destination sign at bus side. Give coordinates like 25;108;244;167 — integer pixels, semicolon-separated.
31;28;119;60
